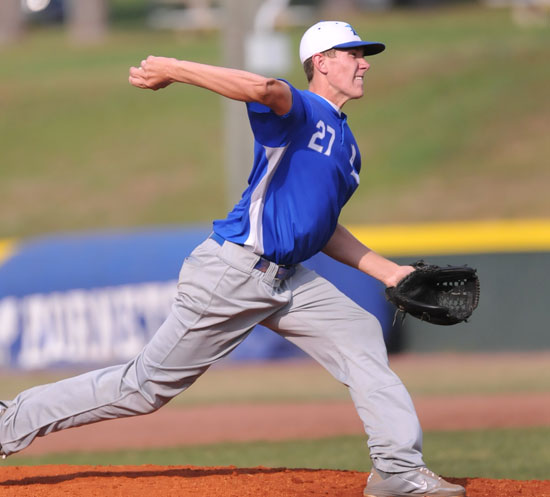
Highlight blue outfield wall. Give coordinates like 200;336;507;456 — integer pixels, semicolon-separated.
2;219;549;369
0;226;392;370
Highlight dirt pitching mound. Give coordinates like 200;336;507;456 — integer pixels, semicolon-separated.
1;464;549;497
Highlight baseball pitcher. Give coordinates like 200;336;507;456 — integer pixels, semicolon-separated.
0;21;466;497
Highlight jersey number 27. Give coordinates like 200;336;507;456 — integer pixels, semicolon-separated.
307;120;335;156
308;119;360;185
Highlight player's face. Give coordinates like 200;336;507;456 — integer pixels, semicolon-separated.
324;48;370;105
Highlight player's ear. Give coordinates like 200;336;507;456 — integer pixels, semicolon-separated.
311;53;328;76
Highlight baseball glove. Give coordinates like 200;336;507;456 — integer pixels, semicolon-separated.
385;261;480;326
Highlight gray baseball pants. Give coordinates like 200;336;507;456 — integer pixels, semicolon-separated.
0;237;424;472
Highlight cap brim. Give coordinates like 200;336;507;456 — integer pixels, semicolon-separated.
332;41;386;56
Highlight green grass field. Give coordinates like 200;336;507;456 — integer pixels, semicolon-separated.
4;428;550;480
1;4;549;238
2;353;549;405
1;355;549;479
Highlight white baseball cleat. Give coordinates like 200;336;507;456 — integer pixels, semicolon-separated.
364;466;466;497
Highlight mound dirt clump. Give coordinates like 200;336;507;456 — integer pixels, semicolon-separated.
1;464;549;497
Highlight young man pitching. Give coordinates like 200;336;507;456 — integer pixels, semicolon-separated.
1;21;465;497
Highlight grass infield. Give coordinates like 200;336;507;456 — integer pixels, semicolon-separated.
3;427;550;480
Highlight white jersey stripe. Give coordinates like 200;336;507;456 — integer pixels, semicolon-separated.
244;144;289;253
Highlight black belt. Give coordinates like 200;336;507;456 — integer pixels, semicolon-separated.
209;233;296;281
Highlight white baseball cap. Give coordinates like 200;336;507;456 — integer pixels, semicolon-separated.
299;21;385;64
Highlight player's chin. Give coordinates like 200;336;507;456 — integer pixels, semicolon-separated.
352;83;365;97
350;88;365;99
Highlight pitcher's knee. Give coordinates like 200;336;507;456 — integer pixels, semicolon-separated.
344;313;387;350
132;374;200;412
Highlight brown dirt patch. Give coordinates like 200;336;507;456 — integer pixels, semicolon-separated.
0;464;549;497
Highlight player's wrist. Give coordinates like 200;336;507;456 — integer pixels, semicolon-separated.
163;57;180;84
384;265;415;288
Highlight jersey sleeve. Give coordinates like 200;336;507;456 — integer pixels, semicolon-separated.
246;82;307;147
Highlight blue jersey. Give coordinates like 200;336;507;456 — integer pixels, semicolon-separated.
213;83;362;265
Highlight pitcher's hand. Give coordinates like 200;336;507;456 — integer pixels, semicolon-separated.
129;56;175;90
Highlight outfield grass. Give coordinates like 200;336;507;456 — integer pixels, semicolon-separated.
1;5;549;238
1;357;548;479
4;427;550;480
0;351;550;409
2;353;548;406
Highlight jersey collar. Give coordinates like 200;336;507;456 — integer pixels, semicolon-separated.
307;91;344;117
